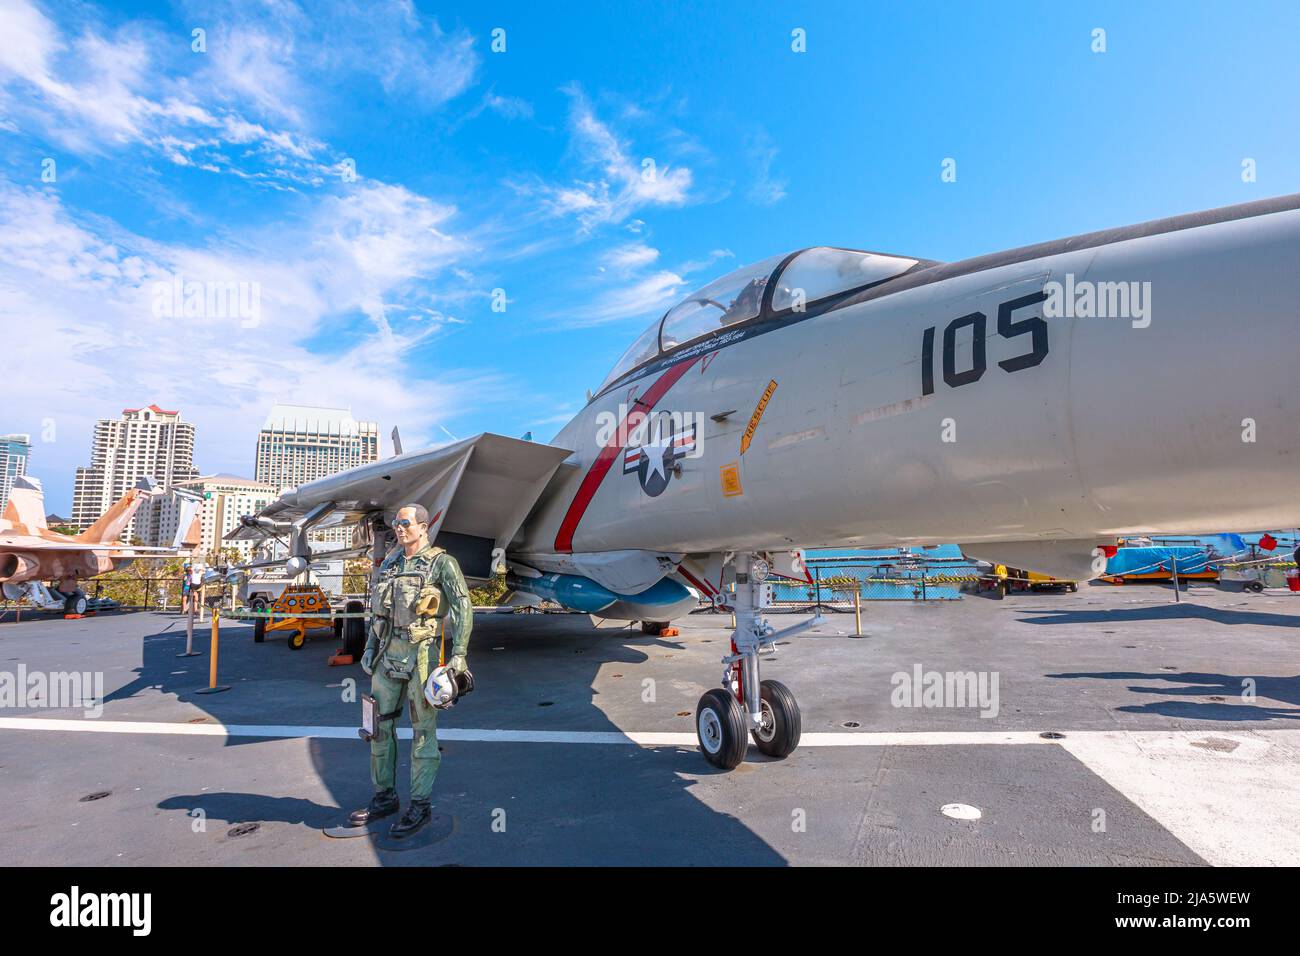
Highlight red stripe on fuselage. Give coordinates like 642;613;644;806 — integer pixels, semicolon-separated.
554;357;702;553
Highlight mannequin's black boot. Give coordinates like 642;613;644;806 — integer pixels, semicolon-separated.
347;789;399;827
388;798;431;839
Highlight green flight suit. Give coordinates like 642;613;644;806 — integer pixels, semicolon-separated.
365;542;473;802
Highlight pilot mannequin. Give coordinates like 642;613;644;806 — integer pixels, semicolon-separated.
347;503;473;839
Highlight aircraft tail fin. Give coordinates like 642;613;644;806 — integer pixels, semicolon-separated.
2;476;46;533
77;483;154;546
169;491;205;551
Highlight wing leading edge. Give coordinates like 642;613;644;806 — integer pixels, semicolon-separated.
229;433;574;576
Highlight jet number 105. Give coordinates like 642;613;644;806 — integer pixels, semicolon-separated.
921;290;1048;395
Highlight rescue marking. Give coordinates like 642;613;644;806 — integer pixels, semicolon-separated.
740;378;778;454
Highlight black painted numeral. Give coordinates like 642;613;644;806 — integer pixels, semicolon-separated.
921;291;1050;393
942;311;986;388
997;291;1049;373
921;326;935;395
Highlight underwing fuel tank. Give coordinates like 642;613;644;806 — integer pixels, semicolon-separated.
506;570;698;620
507;571;619;613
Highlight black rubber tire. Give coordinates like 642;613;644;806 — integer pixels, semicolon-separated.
695;688;748;769
287;628;305;650
1246;581;1265;593
333;617;344;640
250;595;269;613
253;616;266;643
1068;583;1079;592
65;592;87;615
751;679;802;758
641;621;668;635
343;600;367;660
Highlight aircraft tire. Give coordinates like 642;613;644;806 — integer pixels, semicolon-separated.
253;616;266;643
751;679;801;758
343;601;366;659
696;688;747;769
65;592;87;616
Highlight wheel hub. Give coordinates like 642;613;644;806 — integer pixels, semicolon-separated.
754;700;776;742
698;707;723;753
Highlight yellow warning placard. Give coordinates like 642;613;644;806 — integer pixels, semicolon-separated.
720;461;743;497
740;379;778;455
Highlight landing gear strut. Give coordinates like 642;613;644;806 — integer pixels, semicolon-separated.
694;554;817;769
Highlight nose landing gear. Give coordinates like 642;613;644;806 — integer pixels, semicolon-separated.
694;554;817;769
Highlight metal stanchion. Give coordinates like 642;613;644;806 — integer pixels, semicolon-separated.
196;609;231;695
177;599;201;658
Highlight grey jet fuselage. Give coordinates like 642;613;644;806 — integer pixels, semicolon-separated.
514;194;1300;579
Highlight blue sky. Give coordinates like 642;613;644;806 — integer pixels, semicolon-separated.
3;0;1300;513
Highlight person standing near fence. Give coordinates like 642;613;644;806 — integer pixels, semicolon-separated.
181;562;202;614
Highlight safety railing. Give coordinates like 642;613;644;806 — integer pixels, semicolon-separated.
763;558;983;612
0;577;201;619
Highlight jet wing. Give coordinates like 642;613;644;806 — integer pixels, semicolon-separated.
229;433;574;574
0;540;190;553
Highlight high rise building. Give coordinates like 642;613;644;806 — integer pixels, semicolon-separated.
137;474;278;560
0;434;30;514
254;403;379;492
71;405;200;538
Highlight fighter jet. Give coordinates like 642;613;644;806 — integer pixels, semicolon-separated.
233;191;1300;768
1;476;203;615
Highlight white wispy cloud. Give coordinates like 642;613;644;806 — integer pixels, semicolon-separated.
574;269;686;326
0;0;480;188
0;0;328;183
0;178;503;489
483;92;534;120
746;130;786;206
601;242;660;272
533;87;694;230
568;246;735;328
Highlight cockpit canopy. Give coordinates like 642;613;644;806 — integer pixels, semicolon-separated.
597;246;922;394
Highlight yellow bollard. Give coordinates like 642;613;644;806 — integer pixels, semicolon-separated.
196;608;231;695
854;589;862;637
208;610;218;686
